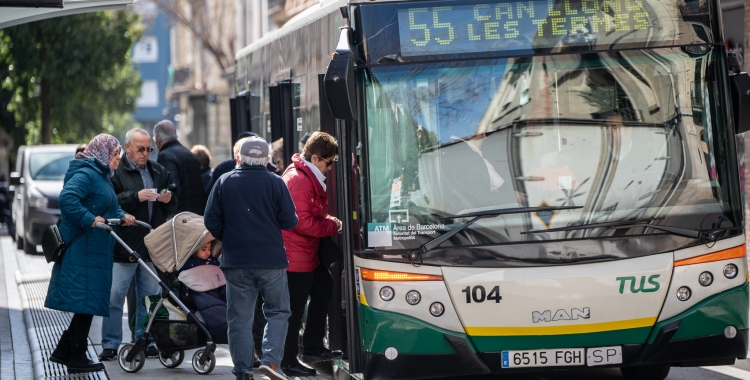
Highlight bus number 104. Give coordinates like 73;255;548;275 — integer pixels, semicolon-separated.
461;285;502;303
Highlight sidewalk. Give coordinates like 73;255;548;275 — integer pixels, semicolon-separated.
1;236;327;379
0;232;33;380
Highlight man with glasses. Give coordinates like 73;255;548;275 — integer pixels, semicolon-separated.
280;131;343;376
99;128;177;361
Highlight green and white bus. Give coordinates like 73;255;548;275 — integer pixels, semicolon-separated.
232;0;750;378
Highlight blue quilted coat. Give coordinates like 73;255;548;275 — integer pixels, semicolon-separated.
45;158;125;317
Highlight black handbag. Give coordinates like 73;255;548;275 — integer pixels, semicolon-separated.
318;236;343;268
41;220;86;263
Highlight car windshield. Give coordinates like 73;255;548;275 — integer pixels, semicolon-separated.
30;152;74;181
362;47;740;253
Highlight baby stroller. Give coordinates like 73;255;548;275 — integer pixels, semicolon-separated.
97;212;220;374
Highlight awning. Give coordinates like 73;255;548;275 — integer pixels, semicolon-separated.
0;0;135;30
0;0;62;8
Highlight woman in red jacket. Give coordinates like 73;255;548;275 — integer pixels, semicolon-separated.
280;131;343;376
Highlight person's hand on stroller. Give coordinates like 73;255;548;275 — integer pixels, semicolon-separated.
91;216;106;227
122;214;136;226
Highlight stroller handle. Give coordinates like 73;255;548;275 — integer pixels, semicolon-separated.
94;222;113;232
106;218;153;231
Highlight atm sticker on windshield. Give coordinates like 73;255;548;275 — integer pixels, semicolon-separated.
368;223;393;247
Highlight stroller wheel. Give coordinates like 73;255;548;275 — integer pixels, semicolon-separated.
191;349;216;375
118;344;145;373
158;350;184;368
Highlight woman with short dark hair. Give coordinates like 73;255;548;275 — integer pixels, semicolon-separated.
280;131;343;375
45;134;135;373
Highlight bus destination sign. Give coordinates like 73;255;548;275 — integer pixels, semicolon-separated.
397;0;652;56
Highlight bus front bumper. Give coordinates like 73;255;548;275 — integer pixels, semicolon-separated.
362;330;747;379
359;284;749;380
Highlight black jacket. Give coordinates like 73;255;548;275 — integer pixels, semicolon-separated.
204;164;297;269
111;157;177;262
157;139;207;215
201;166;212;194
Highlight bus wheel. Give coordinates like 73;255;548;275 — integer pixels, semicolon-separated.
620;365;670;380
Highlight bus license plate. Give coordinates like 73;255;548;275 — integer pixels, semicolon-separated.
501;348;584;368
586;346;623;366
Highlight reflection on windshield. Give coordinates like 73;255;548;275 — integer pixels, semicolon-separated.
30;152;74;181
363;48;737;251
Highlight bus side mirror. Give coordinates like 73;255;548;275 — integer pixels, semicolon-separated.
324;27;357;121
728;53;750;134
729;72;750;134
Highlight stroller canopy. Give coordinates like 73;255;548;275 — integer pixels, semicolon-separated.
144;212;218;274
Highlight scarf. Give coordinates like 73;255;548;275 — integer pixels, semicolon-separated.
75;134;121;177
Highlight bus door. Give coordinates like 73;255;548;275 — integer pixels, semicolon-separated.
268;80;299;169
230;91;262;143
317;73;350;358
320;73;365;373
229;92;248;144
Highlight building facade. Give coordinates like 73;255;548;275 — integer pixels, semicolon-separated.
133;7;173;135
167;0;235;163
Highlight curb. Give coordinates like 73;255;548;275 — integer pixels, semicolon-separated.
16;271;46;380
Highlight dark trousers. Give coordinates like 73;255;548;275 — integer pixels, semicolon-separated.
281;265;333;367
127;279;136;341
68;313;94;341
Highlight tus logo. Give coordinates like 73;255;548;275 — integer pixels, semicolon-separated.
616;275;660;294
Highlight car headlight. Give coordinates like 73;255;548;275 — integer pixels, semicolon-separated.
28;186;48;209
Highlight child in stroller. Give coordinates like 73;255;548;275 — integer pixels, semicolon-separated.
177;236;228;344
115;212;226;374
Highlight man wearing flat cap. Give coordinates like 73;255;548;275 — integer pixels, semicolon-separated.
204;137;298;380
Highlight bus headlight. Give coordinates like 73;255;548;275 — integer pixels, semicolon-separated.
405;290;421;305
676;286;691;301
698;271;713;286
429;302;444;317
724;264;739;279
379;286;394;301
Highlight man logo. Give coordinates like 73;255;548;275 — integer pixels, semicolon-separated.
532;308;590;323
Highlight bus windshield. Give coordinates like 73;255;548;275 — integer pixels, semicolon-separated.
362;47;740;254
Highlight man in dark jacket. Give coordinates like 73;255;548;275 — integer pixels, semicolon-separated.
204;136;297;380
99;128;177;361
153;120;207;215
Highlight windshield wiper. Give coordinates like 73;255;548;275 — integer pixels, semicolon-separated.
407;205;582;265
523;218;739;241
521;218;662;235
609;224;741;240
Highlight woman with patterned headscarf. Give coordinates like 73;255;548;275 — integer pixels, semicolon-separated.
45;134;136;373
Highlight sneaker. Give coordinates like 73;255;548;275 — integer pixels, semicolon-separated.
259;363;287;380
235;374;254;380
145;345;159;358
301;347;344;363
97;348;117;361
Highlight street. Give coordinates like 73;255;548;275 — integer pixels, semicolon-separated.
1;232;750;380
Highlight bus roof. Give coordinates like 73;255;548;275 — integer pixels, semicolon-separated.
236;0;347;60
